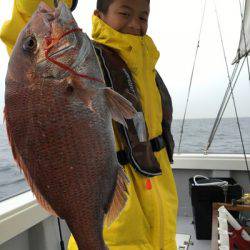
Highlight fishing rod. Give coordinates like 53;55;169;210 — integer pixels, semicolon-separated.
177;0;207;153
54;0;58;8
205;0;250;185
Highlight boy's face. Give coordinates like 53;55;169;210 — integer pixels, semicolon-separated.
95;0;150;36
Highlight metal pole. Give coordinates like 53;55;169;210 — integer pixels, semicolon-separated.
54;0;58;8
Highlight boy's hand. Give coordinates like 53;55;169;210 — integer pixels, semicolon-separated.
0;0;72;55
16;0;73;17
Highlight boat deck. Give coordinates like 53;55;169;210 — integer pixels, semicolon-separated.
177;216;211;250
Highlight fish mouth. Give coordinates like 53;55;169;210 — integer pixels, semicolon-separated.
36;2;91;80
37;2;79;65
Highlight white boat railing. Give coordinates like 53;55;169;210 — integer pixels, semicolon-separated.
0;191;50;244
0;153;249;245
173;153;250;171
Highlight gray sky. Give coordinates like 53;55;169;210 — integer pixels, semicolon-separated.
1;0;250;123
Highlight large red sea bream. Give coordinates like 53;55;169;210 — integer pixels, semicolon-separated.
4;2;136;249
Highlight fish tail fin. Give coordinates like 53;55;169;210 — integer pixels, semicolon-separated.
104;88;137;128
105;167;129;227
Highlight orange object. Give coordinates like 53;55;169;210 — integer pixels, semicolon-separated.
146;179;152;190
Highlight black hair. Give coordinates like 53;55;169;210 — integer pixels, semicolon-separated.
71;0;78;11
97;0;150;14
97;0;113;14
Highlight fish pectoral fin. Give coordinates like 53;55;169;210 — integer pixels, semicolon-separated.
105;167;129;227
67;77;97;110
104;88;137;128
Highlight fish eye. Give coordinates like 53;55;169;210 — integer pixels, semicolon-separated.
23;36;37;52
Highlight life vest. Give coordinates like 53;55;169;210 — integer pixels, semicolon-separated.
94;42;175;177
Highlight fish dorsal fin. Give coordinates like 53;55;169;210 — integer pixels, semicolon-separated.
104;88;137;127
105;167;129;227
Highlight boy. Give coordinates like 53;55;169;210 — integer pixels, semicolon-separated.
0;0;178;249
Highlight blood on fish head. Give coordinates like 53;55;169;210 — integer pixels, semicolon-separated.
7;2;83;84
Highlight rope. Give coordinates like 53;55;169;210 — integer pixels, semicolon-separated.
206;0;250;183
237;0;250;184
205;0;247;151
238;0;250;83
205;0;249;152
204;61;240;152
57;218;65;250
214;0;231;81
177;0;207;153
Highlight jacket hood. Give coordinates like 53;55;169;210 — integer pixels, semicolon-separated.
92;15;160;75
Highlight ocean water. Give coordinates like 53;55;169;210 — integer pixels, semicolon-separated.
172;117;250;154
0;117;250;201
0;124;30;202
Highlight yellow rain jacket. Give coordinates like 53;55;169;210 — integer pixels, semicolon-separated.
1;2;178;249
68;16;178;250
